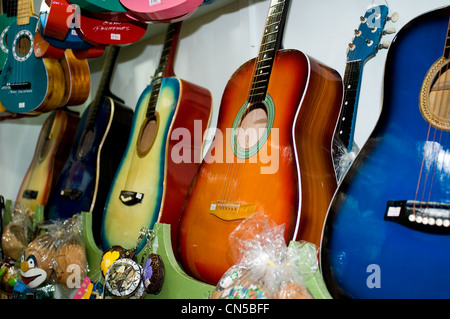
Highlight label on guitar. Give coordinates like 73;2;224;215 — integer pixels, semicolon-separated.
149;0;162;5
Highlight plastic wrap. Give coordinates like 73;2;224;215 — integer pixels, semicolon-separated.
212;212;314;299
1;203;33;260
53;216;88;289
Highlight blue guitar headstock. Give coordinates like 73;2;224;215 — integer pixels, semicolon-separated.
347;5;398;63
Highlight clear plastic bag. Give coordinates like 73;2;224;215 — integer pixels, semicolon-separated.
212;212;313;299
53;215;88;289
1;203;33;260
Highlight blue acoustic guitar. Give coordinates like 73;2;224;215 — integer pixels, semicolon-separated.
46;46;133;244
332;5;396;182
321;6;450;298
0;0;65;114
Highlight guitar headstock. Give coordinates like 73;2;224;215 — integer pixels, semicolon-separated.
347;5;398;63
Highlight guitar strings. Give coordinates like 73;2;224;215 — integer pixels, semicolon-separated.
414;16;450;217
219;0;284;208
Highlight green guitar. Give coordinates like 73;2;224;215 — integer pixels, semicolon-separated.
0;0;17;72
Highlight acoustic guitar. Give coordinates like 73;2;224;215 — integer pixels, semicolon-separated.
16;109;79;213
332;5;395;182
59;49;90;107
321;6;450;298
101;22;212;252
178;0;343;285
46;46;133;244
0;0;65;114
74;8;147;47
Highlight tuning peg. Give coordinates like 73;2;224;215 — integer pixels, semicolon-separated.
383;27;396;35
378;40;391;50
388;12;399;23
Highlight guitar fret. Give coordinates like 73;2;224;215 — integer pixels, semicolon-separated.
248;0;288;103
146;23;181;117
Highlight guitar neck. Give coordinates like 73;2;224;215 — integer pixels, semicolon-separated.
334;60;363;151
146;22;182;118
16;0;32;25
86;45;121;128
249;0;290;104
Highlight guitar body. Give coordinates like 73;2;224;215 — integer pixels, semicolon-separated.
59;49;90;106
47;97;133;241
179;49;342;285
75;10;147;46
321;6;450;299
0;15;65;113
0;12;16;70
120;0;203;21
101;77;212;251
16;110;79;212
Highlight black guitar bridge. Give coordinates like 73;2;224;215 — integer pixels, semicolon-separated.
60;189;82;201
119;191;144;206
22;190;38;199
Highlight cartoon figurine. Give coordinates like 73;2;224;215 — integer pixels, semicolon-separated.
19;233;56;291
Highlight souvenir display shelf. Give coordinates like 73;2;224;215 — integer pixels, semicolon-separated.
3;199;330;299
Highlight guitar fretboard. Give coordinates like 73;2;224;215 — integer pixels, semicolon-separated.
146;22;181;118
335;60;362;150
16;0;31;25
86;45;121;129
248;0;289;104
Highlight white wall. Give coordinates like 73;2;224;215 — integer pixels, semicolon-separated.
0;0;448;202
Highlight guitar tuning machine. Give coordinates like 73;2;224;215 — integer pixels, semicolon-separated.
388;12;399;23
383;27;396;35
378;40;392;50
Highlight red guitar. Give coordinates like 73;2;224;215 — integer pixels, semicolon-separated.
74;7;148;46
178;0;343;285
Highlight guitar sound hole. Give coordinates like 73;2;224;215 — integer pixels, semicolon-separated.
138;118;158;155
16;36;31;57
420;58;450;131
237;104;268;150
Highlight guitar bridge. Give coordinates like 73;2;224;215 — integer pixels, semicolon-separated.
9;82;31;90
119;191;144;206
209;201;255;221
60;189;82;201
22;190;38;199
385;200;450;234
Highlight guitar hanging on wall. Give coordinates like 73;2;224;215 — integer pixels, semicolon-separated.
46;46;133;244
101;22;212;252
0;0;65;114
16;109;79;213
178;0;343;285
119;0;203;22
332;5;396;182
321;6;450;299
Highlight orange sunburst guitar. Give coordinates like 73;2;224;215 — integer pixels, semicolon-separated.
16;109;79;212
178;0;343;285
